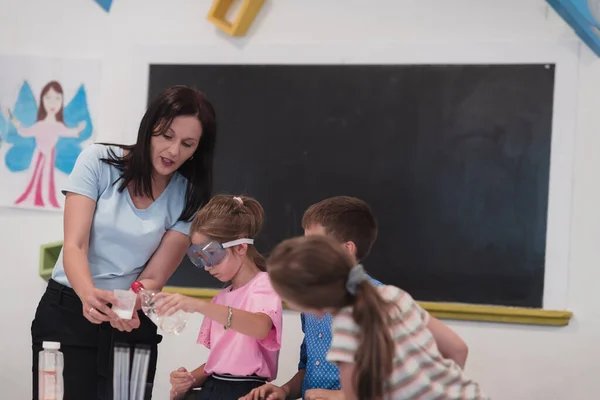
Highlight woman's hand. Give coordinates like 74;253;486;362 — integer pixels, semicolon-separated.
154;292;205;317
110;310;141;332
80;287;120;324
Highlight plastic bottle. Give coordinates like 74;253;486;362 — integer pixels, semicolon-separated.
130;281;188;335
39;341;64;400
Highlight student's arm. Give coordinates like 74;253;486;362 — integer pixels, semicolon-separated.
170;364;208;399
244;315;306;400
196;301;274;340
158;275;282;341
326;311;361;400
173;364;208;389
278;312;308;398
243;313;313;400
189;364;208;387
242;370;305;400
280;369;305;399
427;316;469;369
407;290;469;369
154;293;274;340
338;363;358;400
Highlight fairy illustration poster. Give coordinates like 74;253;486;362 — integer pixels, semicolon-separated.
0;55;100;211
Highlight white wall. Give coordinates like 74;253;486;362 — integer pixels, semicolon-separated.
1;0;598;399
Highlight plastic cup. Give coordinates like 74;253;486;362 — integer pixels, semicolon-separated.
112;289;137;320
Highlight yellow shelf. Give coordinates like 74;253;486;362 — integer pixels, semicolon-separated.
164;286;573;327
419;301;572;327
39;241;573;327
162;286;221;298
207;0;265;37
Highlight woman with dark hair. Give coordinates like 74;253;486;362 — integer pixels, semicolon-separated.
30;85;217;400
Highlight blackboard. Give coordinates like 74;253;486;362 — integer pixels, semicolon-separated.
150;64;555;308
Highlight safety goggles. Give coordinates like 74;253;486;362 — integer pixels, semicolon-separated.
187;238;254;268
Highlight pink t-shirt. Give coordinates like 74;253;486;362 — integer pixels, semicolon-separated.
197;272;283;381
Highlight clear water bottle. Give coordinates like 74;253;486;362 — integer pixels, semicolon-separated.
39;341;64;400
130;281;188;335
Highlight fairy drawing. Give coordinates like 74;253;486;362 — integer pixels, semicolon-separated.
1;80;93;209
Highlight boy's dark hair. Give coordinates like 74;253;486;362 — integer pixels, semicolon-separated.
301;196;378;261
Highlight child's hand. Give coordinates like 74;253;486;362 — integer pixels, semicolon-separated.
169;367;195;399
154;292;204;316
241;383;287;399
305;389;344;400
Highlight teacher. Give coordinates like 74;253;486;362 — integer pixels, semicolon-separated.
30;85;217;400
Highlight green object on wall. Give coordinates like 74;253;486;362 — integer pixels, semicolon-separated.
39;241;63;281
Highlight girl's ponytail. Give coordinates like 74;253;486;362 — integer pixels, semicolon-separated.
236;196;267;271
352;281;395;400
266;236;395;398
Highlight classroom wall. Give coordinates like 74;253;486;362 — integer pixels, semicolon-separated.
0;0;598;399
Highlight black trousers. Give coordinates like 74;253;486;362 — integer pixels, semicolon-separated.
31;279;162;400
182;374;267;400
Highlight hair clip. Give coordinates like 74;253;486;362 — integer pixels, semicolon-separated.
346;264;368;295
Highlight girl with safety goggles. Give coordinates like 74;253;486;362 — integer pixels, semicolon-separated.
154;195;283;400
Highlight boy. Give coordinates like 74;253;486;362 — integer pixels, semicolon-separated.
243;196;468;400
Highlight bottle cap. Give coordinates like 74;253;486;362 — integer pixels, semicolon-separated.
131;281;145;294
42;341;61;350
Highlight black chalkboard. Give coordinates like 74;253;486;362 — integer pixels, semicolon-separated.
150;64;554;308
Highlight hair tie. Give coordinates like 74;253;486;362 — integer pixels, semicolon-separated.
346;264;368;295
233;196;243;205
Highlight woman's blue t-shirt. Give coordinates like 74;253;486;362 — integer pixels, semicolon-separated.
51;144;191;291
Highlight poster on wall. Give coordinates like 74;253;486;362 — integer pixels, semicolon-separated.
0;55;101;212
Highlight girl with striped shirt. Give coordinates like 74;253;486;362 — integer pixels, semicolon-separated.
267;235;488;400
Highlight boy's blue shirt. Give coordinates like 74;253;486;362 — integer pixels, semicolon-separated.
298;276;383;397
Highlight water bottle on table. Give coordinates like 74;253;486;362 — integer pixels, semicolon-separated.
39;341;64;400
130;281;187;335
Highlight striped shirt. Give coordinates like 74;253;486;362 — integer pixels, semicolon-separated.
326;285;487;400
